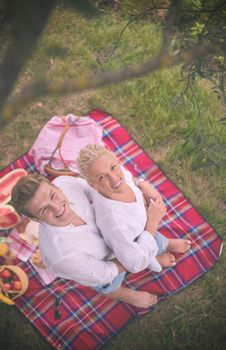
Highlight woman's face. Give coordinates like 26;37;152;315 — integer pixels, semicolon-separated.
25;181;73;226
88;154;127;198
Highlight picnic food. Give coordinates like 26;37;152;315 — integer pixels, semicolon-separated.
0;268;11;279
12;280;22;291
0;205;20;230
0;266;29;305
18;219;39;247
31;249;46;268
0;169;27;230
0;241;9;256
0;289;15;305
0;168;27;204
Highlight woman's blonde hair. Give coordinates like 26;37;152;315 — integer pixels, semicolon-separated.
11;173;49;218
77;144;115;180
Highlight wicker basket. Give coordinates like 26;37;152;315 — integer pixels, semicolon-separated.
0;265;29;302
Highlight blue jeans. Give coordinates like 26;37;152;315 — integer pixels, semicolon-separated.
93;233;168;294
155;231;169;255
93;271;127;295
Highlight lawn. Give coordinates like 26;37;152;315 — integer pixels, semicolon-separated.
0;2;226;350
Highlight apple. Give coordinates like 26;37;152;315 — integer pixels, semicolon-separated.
12;280;22;291
0;269;11;280
4;282;12;290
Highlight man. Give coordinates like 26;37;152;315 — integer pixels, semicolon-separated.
11;173;158;308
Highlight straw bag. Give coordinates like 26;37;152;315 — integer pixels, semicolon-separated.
0;265;29;305
29;114;103;177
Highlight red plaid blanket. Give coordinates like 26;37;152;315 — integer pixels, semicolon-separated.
0;109;223;350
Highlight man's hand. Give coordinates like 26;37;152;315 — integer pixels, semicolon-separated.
111;258;127;273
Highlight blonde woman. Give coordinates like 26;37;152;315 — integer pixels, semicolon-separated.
77;144;191;274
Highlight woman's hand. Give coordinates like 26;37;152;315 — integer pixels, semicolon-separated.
135;179;166;212
145;198;166;236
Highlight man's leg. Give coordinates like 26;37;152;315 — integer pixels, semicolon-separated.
93;272;157;308
106;287;158;309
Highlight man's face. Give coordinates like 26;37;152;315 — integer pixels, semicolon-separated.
88;154;127;198
25;181;73;226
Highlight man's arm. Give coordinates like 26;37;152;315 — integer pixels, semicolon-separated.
52;253;122;287
111;258;127;273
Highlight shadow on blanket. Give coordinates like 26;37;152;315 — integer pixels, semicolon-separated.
0;109;223;350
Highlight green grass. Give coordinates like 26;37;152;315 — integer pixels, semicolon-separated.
1;2;226;350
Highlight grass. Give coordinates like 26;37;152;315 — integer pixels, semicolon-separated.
0;2;226;349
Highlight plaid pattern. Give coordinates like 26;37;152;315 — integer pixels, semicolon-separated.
9;225;57;285
0;109;223;350
9;226;36;262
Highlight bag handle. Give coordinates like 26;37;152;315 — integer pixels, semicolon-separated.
44;118;79;177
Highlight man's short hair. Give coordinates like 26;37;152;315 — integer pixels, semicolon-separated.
11;173;49;218
77;144;115;180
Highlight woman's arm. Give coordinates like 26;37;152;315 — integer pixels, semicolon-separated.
102;224;159;273
145;199;166;236
134;177;166;209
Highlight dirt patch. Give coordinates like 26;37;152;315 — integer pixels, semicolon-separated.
150;143;172;162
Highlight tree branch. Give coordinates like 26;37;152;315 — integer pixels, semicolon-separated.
99;5;169;64
0;0;55;112
0;40;223;129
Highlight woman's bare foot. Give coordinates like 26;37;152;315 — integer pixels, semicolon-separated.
107;287;158;308
167;239;191;253
156;252;176;267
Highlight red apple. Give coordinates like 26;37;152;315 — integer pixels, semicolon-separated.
0;269;11;280
4;282;12;290
12;280;22;291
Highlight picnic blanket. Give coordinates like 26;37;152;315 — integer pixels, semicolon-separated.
0;109;223;350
